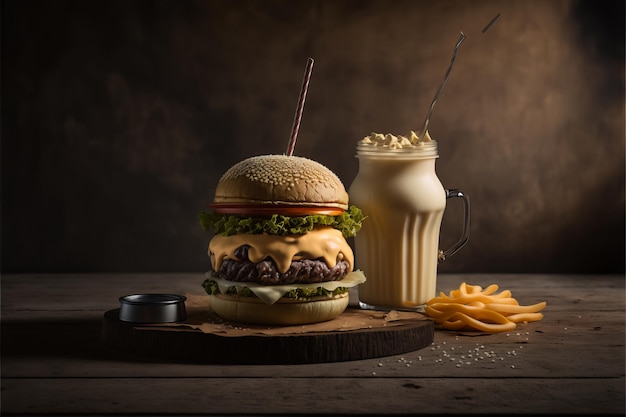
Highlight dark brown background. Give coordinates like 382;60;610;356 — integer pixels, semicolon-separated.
2;0;624;274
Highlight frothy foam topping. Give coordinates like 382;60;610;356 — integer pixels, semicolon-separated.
359;131;433;149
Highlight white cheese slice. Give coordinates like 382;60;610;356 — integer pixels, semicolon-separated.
205;270;366;305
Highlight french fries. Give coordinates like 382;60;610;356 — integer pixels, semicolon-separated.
425;282;546;333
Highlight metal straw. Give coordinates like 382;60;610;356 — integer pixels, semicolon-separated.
286;57;314;156
417;32;466;144
415;14;500;143
482;13;502;34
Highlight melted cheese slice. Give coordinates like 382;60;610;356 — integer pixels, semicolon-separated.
209;226;354;274
205;270;367;305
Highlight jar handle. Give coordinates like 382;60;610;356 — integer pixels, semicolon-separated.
438;189;470;262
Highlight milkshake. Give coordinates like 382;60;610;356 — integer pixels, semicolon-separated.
349;131;469;310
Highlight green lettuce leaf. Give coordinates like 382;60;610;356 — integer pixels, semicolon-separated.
198;205;365;238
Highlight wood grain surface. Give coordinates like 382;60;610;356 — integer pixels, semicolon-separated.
1;273;624;415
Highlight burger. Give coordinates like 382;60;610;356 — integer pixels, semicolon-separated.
199;154;366;326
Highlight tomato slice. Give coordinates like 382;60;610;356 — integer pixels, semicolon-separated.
208;203;344;216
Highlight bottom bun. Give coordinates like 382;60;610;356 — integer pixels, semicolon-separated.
209;292;350;326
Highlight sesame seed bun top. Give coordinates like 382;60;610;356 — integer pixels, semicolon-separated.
213;154;349;210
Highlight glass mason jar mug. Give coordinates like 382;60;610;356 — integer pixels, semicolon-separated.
348;139;470;310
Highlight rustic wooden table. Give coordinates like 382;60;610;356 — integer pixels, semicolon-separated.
2;273;624;416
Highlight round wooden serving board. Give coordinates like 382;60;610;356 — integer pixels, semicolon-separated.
101;308;434;364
